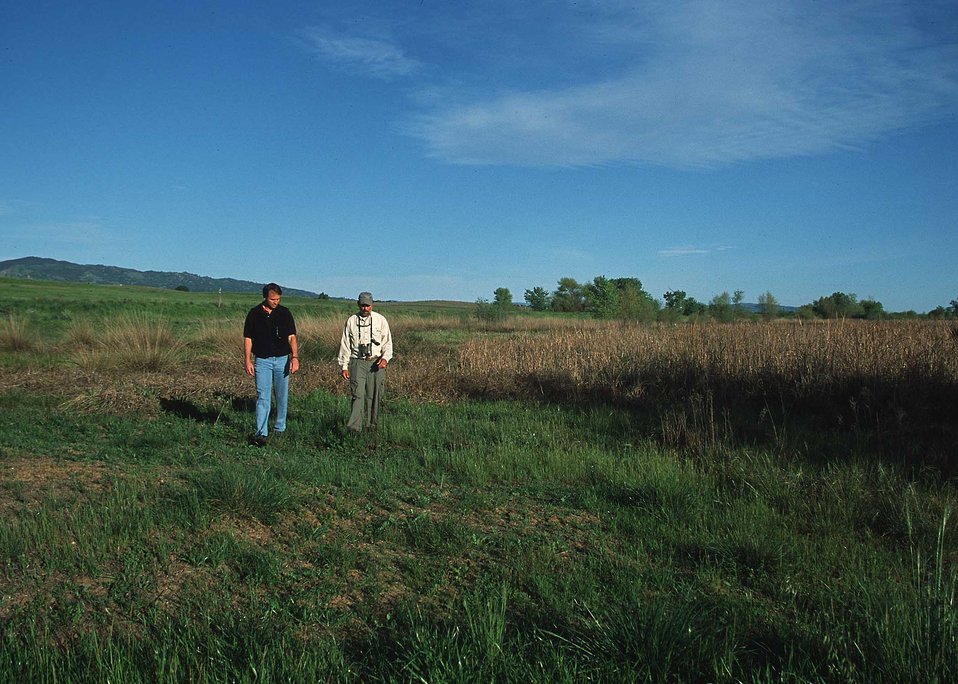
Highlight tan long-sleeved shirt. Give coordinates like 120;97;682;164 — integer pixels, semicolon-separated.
337;311;393;369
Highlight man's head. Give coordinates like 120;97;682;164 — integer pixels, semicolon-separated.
358;291;373;317
263;283;282;310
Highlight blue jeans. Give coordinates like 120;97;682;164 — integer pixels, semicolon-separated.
253;355;290;437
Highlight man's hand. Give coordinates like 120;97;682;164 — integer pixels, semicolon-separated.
290;357;300;374
341;368;349;380
245;359;255;376
376;358;388;370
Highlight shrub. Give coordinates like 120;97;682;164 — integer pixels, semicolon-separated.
475;298;508;324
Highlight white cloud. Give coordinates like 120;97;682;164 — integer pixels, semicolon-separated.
296;26;420;80
404;1;958;168
658;244;734;257
658;247;712;257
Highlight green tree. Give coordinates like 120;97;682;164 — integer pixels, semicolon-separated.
474;297;506;323
949;299;958;316
709;291;734;322
551;277;586;312
683;296;706;316
524;286;551;311
614;278;659;321
929;305;951;320
757;291;779;320
494;287;513;308
661;290;687;322
811;292;862;319
859;298;885;320
585;276;658;321
584;276;619;319
663;290;687;311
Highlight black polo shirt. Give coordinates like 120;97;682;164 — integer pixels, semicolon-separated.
243;303;296;358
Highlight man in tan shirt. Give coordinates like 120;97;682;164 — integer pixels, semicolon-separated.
337;292;393;433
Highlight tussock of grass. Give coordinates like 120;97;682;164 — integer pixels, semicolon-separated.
189;319;238;364
186;467;296;524
107;313;186;372
0;314;37;352
59;314;188;374
62;317;99;349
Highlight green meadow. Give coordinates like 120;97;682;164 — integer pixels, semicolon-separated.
1;278;955;682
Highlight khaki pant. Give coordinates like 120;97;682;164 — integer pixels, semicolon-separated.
348;358;386;432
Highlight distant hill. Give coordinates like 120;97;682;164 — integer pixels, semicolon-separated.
0;257;321;297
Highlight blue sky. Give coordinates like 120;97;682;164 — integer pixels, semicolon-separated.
2;0;956;311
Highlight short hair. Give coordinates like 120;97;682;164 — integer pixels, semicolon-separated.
263;283;283;298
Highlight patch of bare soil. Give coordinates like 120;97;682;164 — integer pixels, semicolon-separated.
154;556;220;614
0;455;112;515
208;513;274;545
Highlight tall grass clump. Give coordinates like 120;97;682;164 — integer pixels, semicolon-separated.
186;466;295;524
106;313;187;372
293;313;342;364
62;317;99;349
62;312;186;373
189;319;237;364
817;510;958;682
0;313;37;352
900;509;958;681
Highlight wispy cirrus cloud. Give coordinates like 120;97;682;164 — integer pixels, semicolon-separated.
401;1;958;168
296;25;420;80
659;245;732;257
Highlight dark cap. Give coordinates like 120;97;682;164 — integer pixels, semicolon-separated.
358;292;373;306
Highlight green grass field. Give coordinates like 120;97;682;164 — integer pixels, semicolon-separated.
1;279;955;682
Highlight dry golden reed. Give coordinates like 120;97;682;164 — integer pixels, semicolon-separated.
454;320;958;406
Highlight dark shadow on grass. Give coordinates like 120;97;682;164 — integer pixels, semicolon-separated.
458;370;958;479
160;395;254;426
230;396;256;413
159;397;223;423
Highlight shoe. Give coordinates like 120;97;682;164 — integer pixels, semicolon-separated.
250;434;268;447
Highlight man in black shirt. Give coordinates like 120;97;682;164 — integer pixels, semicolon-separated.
243;283;299;445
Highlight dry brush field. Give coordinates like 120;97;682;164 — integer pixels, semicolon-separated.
4;312;957;469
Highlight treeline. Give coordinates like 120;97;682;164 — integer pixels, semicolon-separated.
476;276;958;322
